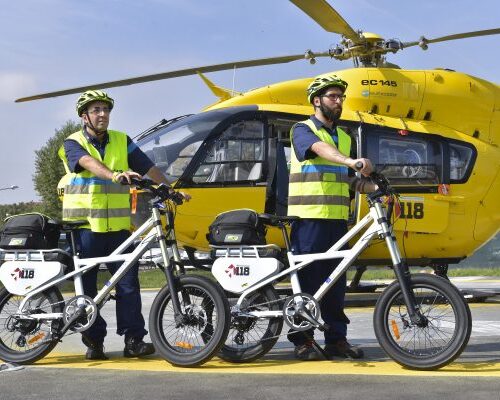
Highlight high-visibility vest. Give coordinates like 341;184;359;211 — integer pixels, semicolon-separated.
57;174;71;201
288;119;351;220
58;130;131;232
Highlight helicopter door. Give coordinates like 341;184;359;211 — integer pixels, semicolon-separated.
357;124;449;235
174;115;269;249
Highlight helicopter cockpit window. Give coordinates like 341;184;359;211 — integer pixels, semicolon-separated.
137;110;233;180
449;142;474;182
364;129;442;186
192;120;266;184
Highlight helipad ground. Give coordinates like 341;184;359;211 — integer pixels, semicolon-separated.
2;280;500;399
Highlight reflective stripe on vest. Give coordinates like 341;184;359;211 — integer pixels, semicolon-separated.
288;119;351;220
58;130;131;232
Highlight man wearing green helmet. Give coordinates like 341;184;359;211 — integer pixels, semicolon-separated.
287;75;377;361
59;89;186;360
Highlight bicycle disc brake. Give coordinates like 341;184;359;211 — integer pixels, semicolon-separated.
63;295;98;333
180;303;208;335
282;293;320;331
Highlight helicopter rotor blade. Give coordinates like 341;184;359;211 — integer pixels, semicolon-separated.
289;0;359;41
402;28;500;49
15;52;329;103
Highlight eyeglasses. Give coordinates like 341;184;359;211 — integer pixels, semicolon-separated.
87;107;111;115
321;94;346;102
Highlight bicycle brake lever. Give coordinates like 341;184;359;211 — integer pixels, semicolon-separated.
171;192;184;205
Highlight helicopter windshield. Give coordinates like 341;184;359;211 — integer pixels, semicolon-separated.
136;107;256;180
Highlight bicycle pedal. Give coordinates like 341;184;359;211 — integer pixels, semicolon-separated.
317;323;330;332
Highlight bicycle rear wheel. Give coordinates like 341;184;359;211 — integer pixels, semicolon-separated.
0;287;63;364
373;273;471;370
149;274;230;367
219;286;283;363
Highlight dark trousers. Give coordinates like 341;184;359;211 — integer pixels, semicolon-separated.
288;218;349;346
72;229;147;344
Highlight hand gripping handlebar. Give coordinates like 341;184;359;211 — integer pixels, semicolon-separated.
126;178;184;205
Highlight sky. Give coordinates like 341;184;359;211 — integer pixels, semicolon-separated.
1;0;499;204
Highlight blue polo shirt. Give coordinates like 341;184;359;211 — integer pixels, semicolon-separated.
291;115;340;162
63;127;154;175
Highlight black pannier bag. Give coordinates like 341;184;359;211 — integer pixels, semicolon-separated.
207;209;266;246
0;213;61;250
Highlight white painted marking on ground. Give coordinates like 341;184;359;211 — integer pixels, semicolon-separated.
472;321;500;335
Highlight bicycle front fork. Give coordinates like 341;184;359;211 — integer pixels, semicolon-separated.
152;207;189;325
392;261;427;326
378;207;426;326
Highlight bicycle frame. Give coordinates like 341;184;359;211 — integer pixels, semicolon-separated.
234;199;416;320
15;206;181;323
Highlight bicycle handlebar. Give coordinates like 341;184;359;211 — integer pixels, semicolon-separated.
125;178;184;205
354;162;397;224
354;161;396;199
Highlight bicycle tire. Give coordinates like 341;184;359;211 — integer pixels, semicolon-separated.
0;287;63;364
149;274;230;367
373;273;471;370
219;286;283;363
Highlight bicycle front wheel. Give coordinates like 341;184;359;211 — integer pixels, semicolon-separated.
0;287;63;364
149;274;230;367
373;273;471;370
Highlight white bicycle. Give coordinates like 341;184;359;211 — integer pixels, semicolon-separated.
0;179;230;367
211;169;472;370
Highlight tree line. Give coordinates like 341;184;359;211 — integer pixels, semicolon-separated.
0;120;80;227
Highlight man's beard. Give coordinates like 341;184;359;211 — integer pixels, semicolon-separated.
319;100;342;122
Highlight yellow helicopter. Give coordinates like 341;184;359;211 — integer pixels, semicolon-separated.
16;0;500;275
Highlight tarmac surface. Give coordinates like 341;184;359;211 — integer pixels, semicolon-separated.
2;277;500;399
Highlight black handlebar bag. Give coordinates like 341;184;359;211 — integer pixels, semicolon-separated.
207;209;266;246
0;213;60;250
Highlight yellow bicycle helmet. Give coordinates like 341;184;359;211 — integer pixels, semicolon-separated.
307;75;348;103
76;90;114;116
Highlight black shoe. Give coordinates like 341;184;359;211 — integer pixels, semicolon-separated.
294;341;320;361
124;337;155;358
85;346;109;360
82;335;108;360
324;340;364;359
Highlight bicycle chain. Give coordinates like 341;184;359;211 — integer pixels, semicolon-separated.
14;296;94;346
230;295;310;343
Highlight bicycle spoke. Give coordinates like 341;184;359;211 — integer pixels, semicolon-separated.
386;285;458;357
158;284;220;354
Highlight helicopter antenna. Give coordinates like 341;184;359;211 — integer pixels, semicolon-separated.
232;65;237;95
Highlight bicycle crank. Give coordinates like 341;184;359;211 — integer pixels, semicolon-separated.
282;293;327;331
62;295;98;333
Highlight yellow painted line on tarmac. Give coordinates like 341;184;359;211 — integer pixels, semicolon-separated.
468;302;500;308
33;353;500;377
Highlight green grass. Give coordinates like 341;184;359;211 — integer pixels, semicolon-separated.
349;266;500;280
355;266;500;280
123;266;500;289
4;266;499;294
436;267;500;277
58;268;213;293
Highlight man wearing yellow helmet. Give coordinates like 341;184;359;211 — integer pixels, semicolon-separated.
59;89;183;360
287;75;376;361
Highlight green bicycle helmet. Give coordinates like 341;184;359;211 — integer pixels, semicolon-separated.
307;75;348;104
76;89;114;116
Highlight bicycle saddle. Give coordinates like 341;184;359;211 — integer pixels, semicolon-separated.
258;214;300;226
